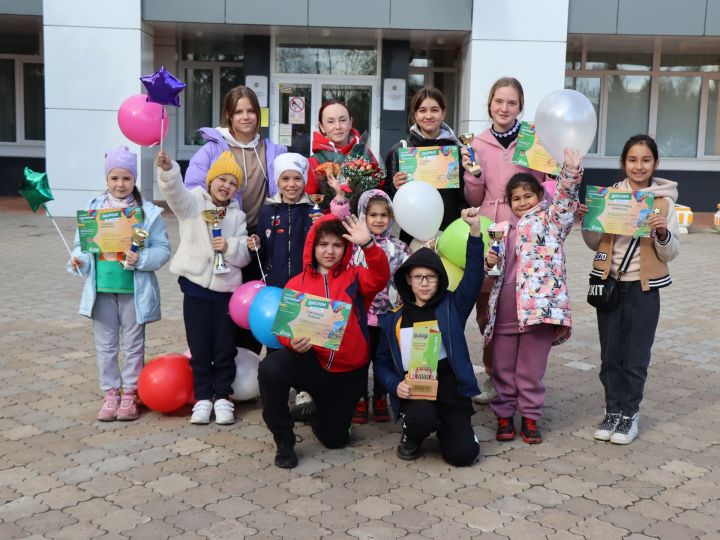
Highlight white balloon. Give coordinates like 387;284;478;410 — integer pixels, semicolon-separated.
230;347;261;401
393;181;444;242
535;89;598;163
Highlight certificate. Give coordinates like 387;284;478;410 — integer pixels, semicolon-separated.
76;207;143;253
398;146;460;189
272;289;352;351
582;186;655;237
512;121;561;176
405;321;441;400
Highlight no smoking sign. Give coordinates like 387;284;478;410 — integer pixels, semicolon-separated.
288;96;305;124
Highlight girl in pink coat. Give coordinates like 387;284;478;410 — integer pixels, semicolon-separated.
461;77;548;404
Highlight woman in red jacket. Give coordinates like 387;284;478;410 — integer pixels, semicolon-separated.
258;214;390;469
305;100;381;202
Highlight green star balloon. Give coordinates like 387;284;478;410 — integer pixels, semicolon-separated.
19;167;54;212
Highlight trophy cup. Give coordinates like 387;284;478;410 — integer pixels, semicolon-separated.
121;227;149;271
458;133;482;177
487;227;505;277
308;194;325;215
202;207;231;274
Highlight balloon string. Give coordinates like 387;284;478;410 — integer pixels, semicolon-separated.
159;108;165;151
43;203;82;277
250;237;267;283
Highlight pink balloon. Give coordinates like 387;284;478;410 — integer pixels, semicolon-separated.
117;94;169;146
229;280;266;329
544;180;557;199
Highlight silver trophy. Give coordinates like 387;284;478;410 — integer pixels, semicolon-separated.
487;228;505;277
202;208;231;274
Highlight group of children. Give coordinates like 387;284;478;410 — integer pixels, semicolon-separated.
69;130;678;468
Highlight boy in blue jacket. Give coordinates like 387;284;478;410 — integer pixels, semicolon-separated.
248;153;320;287
375;208;485;466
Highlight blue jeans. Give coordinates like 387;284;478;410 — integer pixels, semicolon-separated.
597;281;660;416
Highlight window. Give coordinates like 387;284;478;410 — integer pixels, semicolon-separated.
0;59;16;142
566;38;720;160
408;48;458;128
276;44;377;75
0;58;45;143
180;37;244;147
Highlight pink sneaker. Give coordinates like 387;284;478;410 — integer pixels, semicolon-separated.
97;389;120;421
116;389;140;421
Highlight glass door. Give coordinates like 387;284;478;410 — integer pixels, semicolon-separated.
320;84;373;139
276;81;313;155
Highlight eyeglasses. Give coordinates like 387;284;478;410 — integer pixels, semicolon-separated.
409;274;439;284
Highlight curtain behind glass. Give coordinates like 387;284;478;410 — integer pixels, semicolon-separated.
0;59;16;142
184;68;212;146
656;76;700;158
23;63;44;140
605;75;650;156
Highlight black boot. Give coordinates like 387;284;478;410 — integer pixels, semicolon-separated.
396;423;422;461
274;435;299;469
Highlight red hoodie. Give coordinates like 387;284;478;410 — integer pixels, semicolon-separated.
306;129;381;195
278;214;390;372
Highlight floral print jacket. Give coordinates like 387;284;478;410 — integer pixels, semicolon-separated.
484;167;582;346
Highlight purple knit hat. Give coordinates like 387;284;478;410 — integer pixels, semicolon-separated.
105;145;137;179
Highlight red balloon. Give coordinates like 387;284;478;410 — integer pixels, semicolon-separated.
138;354;193;413
117;94;169;146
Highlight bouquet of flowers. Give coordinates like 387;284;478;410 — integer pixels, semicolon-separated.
338;156;386;210
314;162;341;180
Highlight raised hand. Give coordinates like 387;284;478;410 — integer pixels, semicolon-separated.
156;150;172;171
341;214;372;247
461;207;482;236
563;148;581;171
326;172;345;198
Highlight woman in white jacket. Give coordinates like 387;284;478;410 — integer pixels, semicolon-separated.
156;150;251;426
580;135;679;445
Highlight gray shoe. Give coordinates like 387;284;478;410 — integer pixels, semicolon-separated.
472;378;497;404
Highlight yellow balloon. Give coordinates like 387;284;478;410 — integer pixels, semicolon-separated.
440;256;464;292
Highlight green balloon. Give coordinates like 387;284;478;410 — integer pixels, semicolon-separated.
19;167;54;212
437;216;492;268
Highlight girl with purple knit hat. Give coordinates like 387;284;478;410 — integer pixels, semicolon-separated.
69;146;171;422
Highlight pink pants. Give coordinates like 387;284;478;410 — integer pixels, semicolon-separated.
490;325;554;420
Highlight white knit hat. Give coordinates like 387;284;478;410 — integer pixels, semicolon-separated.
272;153;308;186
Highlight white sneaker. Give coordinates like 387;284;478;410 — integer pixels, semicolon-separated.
594;411;623;441
610;413;639;445
295;391;312;406
214;399;235;425
190;399;213;424
472;378;497;405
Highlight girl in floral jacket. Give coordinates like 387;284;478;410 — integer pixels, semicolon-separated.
483;148;582;445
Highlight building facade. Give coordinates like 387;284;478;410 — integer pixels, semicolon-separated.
1;0;718;215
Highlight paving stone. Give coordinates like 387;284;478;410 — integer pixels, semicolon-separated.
35;484;93;510
571;517;629;539
166;507;221;532
271;518;331;539
586;485;640;507
671;509;720;533
275;495;332;519
92;508;150;534
487;495;543;517
347;519;407;539
0;496;49;522
599;508;657;533
455;506;513;532
206;496;261;519
118;519;183;539
16;509;78;536
63;499;119;523
197;519;258;539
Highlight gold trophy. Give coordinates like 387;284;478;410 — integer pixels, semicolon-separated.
121;227;149;270
202;207;231;274
487;227;505;277
459;133;482;177
308;194;325;215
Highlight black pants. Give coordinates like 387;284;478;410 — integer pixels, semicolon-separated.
597;280;660;416
258;348;367;448
183;294;237;400
400;399;479;466
363;326;386;400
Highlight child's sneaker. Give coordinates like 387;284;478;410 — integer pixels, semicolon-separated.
214;399;235;425
97;389;121;422
190;399;213;424
496;417;516;441
372;396;391;423
352;399;369;424
520;417;542;444
274;434;299;469
593;411;622;441
290;391;316;423
472;378;497;405
610;413;639;445
116;390;140;421
396;423;421;460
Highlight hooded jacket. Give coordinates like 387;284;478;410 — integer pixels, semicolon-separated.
330;189;411;325
157;161;252;292
184;127;287;205
68;195;171;324
483;166;582;347
582;177;680;290
279;214;390;372
463;128;547;223
374;234;485;417
384;123;467;232
306;128;382;198
256;192;314;287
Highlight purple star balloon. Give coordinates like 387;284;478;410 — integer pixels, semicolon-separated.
140;66;186;107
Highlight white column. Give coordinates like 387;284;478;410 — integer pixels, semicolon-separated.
43;0;152;216
458;0;569;135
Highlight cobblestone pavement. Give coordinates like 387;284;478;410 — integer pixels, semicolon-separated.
1;207;719;540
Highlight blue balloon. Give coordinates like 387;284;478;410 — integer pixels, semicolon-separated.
248;286;283;348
